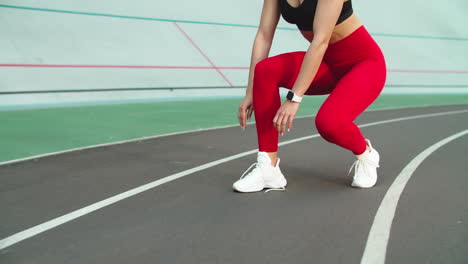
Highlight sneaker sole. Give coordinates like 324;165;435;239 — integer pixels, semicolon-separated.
350;182;376;188
265;182;287;189
233;182;287;193
232;183;265;193
233;187;265;193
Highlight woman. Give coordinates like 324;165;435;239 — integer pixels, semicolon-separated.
233;0;387;192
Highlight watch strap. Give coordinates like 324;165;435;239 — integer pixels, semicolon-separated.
287;91;302;103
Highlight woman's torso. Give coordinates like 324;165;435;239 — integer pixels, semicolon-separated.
279;0;363;44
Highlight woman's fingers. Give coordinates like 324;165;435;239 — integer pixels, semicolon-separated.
247;106;253;121
238;106;246;128
273;112;280;131
288;116;294;131
281;114;288;134
274;102;299;134
239;105;254;128
274;112;286;134
273;112;294;134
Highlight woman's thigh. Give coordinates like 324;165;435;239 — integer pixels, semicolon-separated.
318;58;386;120
256;51;338;95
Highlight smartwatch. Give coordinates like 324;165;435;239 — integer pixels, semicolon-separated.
286;91;303;103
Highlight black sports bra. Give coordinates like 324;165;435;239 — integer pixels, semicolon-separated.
279;0;353;31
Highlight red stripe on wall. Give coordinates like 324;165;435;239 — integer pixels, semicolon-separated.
0;64;467;74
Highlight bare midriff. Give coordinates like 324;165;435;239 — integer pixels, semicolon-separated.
286;0;363;44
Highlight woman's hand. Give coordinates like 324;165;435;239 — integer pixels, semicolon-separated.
273;100;300;135
238;94;254;129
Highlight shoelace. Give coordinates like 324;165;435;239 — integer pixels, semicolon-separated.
239;163;258;180
239;163;286;193
264;186;286;193
348;158;380;176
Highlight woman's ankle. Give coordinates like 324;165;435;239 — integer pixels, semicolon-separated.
266;152;278;166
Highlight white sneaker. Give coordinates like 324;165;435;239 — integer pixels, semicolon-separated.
233;152;287;193
349;139;380;188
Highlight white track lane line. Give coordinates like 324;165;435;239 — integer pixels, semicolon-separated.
361;129;468;264
1;109;468;250
1;104;465;167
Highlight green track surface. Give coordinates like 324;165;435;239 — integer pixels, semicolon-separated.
1;94;468;163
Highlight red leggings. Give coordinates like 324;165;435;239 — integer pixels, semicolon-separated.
252;25;386;155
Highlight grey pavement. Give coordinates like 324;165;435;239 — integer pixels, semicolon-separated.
1;104;468;264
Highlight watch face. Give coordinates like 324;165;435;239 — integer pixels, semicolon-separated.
287;91;294;100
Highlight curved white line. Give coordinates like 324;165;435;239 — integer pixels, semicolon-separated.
361;129;468;264
1;104;466;167
0;109;468;250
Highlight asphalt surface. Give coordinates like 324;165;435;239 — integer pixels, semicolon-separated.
1;104;468;264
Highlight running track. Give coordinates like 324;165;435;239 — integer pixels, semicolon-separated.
1;104;467;263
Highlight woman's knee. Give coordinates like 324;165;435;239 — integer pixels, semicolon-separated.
252;59;283;94
315;112;344;140
254;52;302;81
254;57;281;78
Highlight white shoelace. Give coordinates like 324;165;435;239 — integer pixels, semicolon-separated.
239;163;258;180
264;187;286;193
348;158;380;176
239;163;286;193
